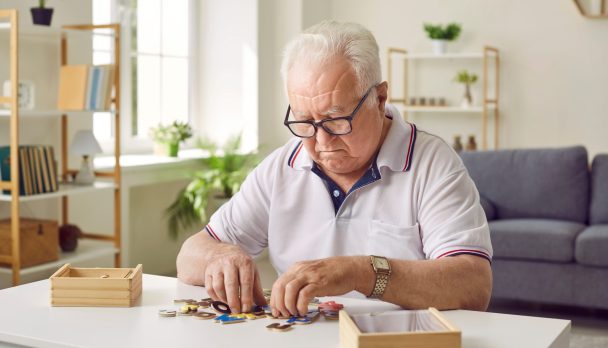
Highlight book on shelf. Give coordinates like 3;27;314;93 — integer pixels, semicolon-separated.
58;64;115;111
0;145;58;196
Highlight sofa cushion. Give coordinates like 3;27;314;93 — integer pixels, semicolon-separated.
460;146;589;223
489;219;586;262
590;155;608;224
479;195;496;221
575;225;608;267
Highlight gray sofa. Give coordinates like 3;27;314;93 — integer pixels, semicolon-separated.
460;146;608;310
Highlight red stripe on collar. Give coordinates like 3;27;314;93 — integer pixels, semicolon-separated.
290;142;304;168
402;123;417;171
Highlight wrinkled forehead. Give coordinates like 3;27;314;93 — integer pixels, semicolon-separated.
286;57;359;114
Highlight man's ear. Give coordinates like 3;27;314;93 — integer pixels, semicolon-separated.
376;81;388;115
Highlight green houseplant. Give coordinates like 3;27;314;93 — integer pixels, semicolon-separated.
31;0;54;26
149;121;193;157
165;135;258;239
454;70;478;108
423;23;462;54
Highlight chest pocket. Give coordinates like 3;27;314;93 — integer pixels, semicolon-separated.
366;220;424;260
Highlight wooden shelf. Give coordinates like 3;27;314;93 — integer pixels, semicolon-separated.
399;106;498;113
0;109;115;118
0;23;115;37
0;239;117;277
398;52;485;60
0;181;116;202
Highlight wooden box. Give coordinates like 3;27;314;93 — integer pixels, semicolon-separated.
339;308;461;348
50;263;142;307
0;218;59;268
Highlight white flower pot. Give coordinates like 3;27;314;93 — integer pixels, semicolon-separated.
431;39;447;55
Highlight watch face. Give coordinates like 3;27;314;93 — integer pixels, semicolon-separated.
373;257;389;269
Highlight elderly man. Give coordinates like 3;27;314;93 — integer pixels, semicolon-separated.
177;21;492;318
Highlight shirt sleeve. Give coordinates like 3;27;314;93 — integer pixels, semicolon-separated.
205;148;280;257
417;143;493;262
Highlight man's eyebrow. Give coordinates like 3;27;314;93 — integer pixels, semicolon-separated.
320;106;345;116
293;106;345;118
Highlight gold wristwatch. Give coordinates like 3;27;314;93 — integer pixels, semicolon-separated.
368;255;391;299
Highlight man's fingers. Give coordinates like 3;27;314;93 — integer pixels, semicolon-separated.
252;270;267;307
238;262;255;313
297;284;316;316
284;278;306;316
224;266;241;313
271;280;289;317
205;273;219;300
212;272;227;303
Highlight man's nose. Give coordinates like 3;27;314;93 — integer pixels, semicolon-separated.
315;126;335;145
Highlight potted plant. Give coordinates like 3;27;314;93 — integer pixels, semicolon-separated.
31;0;54;26
165;135;259;239
454;70;478;108
149;121;193;157
423;23;461;55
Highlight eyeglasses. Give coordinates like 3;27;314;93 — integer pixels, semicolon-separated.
283;86;375;138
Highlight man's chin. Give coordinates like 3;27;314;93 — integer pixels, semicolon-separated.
317;159;353;174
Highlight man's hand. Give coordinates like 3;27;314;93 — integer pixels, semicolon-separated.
203;242;267;313
270;256;363;317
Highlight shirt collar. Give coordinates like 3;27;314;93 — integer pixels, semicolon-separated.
287;109;417;173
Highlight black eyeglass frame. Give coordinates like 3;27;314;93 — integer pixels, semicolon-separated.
283;85;376;138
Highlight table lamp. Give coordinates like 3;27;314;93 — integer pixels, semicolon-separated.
70;130;102;185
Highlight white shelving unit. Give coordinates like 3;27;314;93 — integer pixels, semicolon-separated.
387;47;500;149
0;10;122;286
0;182;116;202
0;109;116;117
0;239;117;286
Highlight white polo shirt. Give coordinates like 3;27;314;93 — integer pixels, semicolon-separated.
206;108;493;275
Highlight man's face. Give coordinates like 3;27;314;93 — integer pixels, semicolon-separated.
286;57;386;177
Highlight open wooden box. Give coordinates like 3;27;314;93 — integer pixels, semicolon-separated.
339;308;461;348
50;263;142;307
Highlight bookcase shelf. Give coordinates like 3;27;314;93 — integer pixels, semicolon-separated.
0;109;116;118
387;47;500;149
0;181;115;202
0;239;117;278
0;10;122;287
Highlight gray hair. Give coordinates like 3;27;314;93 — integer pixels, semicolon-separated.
281;20;381;107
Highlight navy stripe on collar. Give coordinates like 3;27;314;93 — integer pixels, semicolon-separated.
287;141;303;167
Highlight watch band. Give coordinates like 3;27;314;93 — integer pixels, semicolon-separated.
370;272;390;299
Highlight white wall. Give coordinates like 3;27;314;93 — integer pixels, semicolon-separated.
328;0;608;157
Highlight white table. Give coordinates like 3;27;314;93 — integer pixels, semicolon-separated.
0;274;570;348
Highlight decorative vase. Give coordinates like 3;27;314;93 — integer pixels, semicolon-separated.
59;224;82;252
461;83;473;108
30;7;54;26
465;135;477;151
167;142;179;157
452;135;463;153
431;39;447;55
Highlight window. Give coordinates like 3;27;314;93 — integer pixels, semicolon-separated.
92;0;192;151
92;0;115;141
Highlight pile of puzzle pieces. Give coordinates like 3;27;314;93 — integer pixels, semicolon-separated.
159;297;345;332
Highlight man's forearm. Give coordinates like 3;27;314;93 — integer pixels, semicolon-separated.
176;231;219;285
353;255;492;311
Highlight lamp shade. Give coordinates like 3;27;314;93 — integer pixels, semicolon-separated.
70;130;102;156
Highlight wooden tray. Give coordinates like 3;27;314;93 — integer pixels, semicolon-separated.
339;307;461;348
50;263;142;307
